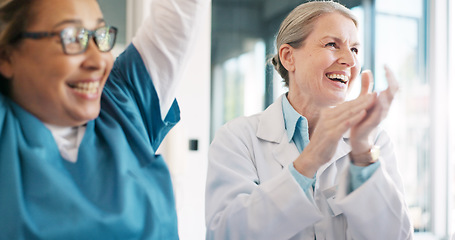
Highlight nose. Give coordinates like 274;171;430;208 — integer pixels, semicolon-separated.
81;38;107;71
338;48;357;68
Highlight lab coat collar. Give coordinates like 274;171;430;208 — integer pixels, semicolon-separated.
256;94;287;143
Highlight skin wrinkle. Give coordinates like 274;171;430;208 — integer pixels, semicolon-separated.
285;13;361;136
278;11;396;175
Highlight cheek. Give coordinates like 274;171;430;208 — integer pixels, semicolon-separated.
104;54;114;72
42;54;84;78
15;41;82;78
33;61;73;86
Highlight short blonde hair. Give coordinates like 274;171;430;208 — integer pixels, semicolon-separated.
271;1;358;86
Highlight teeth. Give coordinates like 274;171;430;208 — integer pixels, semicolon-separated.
71;82;100;94
326;73;348;83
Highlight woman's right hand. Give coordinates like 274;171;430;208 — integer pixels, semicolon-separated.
349;67;399;165
293;93;376;178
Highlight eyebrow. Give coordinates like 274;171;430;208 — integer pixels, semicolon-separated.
323;36;361;47
53;18;106;29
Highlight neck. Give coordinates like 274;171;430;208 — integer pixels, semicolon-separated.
286;91;322;138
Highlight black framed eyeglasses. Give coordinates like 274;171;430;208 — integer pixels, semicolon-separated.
21;25;118;55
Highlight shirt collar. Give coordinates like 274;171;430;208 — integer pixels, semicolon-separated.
281;94;309;142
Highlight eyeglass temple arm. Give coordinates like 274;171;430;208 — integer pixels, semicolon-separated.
21;32;57;39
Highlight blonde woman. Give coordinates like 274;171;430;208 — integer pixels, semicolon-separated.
206;1;412;239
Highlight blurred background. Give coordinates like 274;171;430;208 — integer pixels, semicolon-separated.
99;0;454;239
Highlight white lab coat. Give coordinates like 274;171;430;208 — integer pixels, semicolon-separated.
206;95;413;240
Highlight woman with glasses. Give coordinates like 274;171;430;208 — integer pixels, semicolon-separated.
206;1;412;239
0;0;207;238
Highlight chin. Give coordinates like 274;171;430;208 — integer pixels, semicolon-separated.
71;108;101;126
83;111;101;122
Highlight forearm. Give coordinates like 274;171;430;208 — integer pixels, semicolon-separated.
132;0;210;118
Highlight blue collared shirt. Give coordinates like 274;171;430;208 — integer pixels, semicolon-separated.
282;94;379;198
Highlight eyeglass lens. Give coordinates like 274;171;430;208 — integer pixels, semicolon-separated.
60;26;117;54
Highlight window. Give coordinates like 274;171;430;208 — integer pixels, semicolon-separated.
374;0;431;234
98;0;127;57
447;0;455;237
211;39;266;135
210;0;267;138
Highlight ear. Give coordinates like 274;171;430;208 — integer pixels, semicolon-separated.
0;52;13;79
278;44;295;72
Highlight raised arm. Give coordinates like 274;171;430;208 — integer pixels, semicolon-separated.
132;0;210;119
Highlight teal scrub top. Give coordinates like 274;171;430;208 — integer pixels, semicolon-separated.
0;44;180;240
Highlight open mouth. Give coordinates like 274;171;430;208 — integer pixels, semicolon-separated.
326;73;348;84
68;81;100;95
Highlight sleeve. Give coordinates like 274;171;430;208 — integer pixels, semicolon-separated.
205;121;323;240
0;94;5;124
0;94;10;135
102;0;209;149
132;0;210;120
349;161;380;192
335;130;414;240
104;45;179;151
288;163;316;199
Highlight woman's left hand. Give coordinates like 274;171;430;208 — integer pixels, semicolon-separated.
349;66;399;165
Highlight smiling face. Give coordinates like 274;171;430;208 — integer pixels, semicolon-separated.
0;0;113;126
285;12;361;109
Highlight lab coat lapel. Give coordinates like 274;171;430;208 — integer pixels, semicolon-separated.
272;134;300;168
316;135;351;180
256;95;299;168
